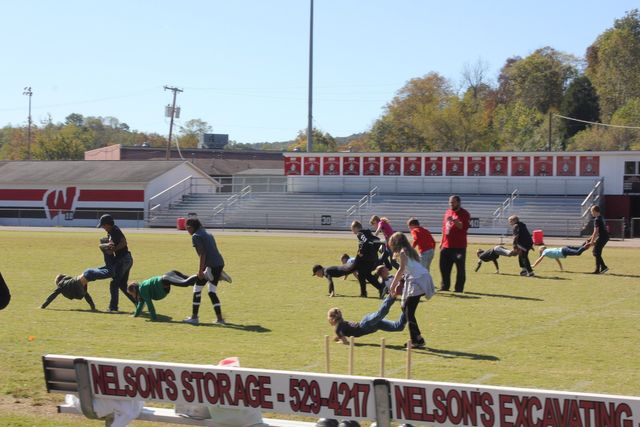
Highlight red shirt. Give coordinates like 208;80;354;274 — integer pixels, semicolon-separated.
410;226;435;253
441;207;470;249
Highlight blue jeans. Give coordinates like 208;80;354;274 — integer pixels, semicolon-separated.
359;296;406;334
82;253;114;282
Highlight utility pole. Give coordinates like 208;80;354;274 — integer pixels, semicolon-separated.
164;85;183;160
307;0;314;152
548;111;552;152
23;87;33;160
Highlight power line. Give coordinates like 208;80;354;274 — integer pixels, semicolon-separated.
554;114;640;130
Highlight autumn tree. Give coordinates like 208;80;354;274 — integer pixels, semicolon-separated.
177;119;212;149
288;128;336;152
586;9;640;121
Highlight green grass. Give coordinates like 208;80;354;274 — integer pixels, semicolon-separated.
0;229;638;426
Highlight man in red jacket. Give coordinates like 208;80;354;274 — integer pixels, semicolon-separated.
439;195;471;293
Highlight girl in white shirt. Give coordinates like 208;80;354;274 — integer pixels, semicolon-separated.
388;232;436;349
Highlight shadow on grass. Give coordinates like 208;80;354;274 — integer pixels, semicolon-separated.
464;291;543;301
436;292;480;299
179;321;271;333
352;342;499;361
573;271;640;279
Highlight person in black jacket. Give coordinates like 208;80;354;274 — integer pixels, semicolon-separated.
41;274;96;311
312;263;355;297
586;205;609;274
351;221;385;298
474;246;516;274
509;215;535;276
0;273;11;310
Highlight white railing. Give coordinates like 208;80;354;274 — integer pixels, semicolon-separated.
492;188;519;226
147;176;193;220
580;178;604;219
346;187;378;225
211;186;252;219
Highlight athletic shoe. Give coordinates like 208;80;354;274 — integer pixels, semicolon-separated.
359;293;368;298
220;270;232;283
599;267;609;274
519;270;528;276
105;308;119;313
214;318;226;325
527;271;535;277
183;316;199;325
203;267;214;282
590;270;600;274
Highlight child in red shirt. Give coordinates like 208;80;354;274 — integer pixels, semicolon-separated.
407;217;436;270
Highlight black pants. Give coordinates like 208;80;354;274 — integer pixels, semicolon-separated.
592;238;609;272
403;295;422;343
355;258;383;297
0;272;11;310
518;249;533;273
109;252;136;310
439;248;466;292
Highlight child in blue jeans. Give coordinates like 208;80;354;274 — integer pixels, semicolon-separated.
328;295;406;344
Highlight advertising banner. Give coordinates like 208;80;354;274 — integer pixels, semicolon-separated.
425;157;443;176
556;156;576;176
467;157;486;176
363;157;381;176
445;157;464;176
580;156;599;176
511;156;531;176
383;156;402;176
533;156;553;176
323;157;340;176
489;156;508;176
342;156;361;176
403;157;422;176
284;157;301;176
303;157;320;176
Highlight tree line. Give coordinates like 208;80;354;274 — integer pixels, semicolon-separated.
1;10;639;160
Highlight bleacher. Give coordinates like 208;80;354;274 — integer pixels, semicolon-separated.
149;192;586;237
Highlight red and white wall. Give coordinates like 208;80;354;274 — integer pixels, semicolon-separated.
283;151;640;195
0;162;219;227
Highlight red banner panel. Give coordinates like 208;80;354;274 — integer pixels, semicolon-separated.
445;156;464;176
363;157;380;176
511;156;531;176
383;156;401;176
556;156;576;176
323;156;340;176
342;156;361;176
467;156;486;176
580;156;600;176
424;157;443;176
489;156;508;176
533;156;553;176
284;157;301;175
304;157;320;175
403;157;422;176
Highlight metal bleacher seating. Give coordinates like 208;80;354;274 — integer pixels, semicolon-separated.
149;191;585;237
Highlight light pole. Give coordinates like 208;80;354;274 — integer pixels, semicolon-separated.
23;87;33;160
307;0;314;152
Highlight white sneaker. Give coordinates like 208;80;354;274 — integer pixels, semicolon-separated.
203;267;214;281
220;270;232;283
214;318;226;325
183;316;199;325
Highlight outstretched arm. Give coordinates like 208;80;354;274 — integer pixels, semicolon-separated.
531;255;545;268
555;259;563;271
40;288;62;309
84;293;96;311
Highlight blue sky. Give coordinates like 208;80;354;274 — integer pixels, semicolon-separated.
1;1;637;143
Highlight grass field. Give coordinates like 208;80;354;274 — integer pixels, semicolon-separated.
0;229;638;426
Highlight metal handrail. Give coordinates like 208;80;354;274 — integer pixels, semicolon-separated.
148;176;192;205
147;176;193;220
212;186;252;218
